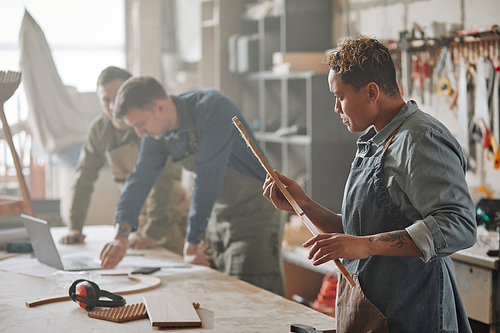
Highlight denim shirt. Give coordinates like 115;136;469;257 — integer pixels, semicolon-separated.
114;88;267;244
356;100;477;262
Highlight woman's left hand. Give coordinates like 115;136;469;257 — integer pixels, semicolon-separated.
303;233;371;266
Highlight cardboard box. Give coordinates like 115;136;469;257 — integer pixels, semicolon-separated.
272;52;329;74
282;214;314;248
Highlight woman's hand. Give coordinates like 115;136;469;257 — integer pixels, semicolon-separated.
262;170;309;213
303;233;371;266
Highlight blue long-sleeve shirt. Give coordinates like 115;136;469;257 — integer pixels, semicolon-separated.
114;88;267;244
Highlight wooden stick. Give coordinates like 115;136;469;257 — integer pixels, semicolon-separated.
232;117;356;287
26;275;162;307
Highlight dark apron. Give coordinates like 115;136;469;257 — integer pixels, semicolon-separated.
105;141;139;184
173;130;284;296
337;127;445;332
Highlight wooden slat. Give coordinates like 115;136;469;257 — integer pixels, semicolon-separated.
26;275;162;308
232;116;356;288
143;295;201;328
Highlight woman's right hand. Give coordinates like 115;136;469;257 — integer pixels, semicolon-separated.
262;170;309;213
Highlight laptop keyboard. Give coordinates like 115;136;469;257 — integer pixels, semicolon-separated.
62;257;102;270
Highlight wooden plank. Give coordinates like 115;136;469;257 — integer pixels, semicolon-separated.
143;295;201;328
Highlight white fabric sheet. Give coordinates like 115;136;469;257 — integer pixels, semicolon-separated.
18;10;100;155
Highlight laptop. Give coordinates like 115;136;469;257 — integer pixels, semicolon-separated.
21;214;102;271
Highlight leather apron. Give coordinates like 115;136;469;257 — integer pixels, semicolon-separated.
173;130;284;296
337;127;445;332
105;141;188;255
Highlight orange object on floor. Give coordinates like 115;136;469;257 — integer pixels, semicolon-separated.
313;271;338;317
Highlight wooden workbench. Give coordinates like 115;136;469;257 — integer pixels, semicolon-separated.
0;225;336;333
451;241;498;333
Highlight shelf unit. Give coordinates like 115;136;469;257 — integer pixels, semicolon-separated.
243;70;357;212
239;0;358;212
199;0;357;212
200;0;250;105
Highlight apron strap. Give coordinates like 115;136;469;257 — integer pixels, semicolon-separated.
187;128;199;151
381;124;403;157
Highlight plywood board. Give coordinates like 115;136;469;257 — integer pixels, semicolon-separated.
143;295;201;328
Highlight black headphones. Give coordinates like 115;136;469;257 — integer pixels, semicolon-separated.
69;279;126;311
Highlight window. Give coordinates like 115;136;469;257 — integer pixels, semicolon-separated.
0;0;125;198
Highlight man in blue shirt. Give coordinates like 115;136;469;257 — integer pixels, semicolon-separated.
100;77;284;295
264;36;476;331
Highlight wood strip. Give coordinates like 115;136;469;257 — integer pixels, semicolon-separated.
26;275;161;307
143;295;201;328
232;116;356;288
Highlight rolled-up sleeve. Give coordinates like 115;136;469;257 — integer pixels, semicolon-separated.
394;126;476;262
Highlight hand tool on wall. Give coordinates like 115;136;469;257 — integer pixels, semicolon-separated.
470;116;491;151
487;136;500;169
410;53;431;104
492;35;500;162
232;116;356;288
473;56;499;169
436;47;458;114
457;59;472;158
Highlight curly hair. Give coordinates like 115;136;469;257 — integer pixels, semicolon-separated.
327;36;400;97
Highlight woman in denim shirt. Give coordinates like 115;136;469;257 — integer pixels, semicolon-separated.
264;36;476;332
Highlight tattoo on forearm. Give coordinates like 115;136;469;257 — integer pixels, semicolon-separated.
116;222;132;239
369;231;412;248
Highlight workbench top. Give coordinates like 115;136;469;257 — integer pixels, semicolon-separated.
450;236;498;270
0;225;336;333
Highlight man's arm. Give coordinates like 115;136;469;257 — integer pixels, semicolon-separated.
100;222;131;268
127;157;180;249
184;97;239;245
100;137;168;268
114;137;169;232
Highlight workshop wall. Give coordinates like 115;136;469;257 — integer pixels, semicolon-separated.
340;0;500;200
343;0;499;42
